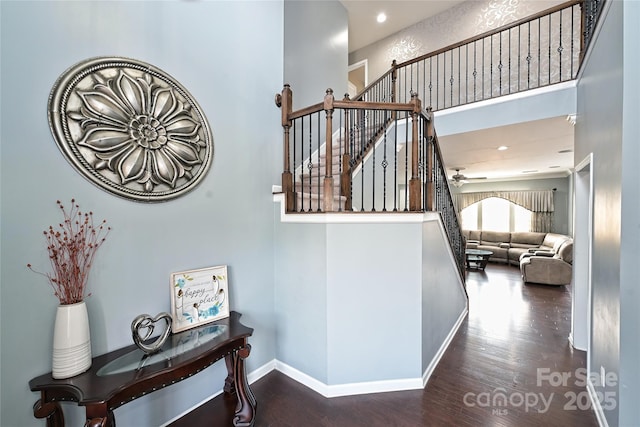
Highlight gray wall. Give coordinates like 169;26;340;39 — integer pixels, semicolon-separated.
576;3;622;426
619;2;640;425
575;1;640;425
273;210;467;388
421;220;468;373
284;0;348;110
452;177;572;235
0;1;283;426
273;217;329;382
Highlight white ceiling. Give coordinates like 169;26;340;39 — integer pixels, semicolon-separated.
341;0;575;183
438;116;575;182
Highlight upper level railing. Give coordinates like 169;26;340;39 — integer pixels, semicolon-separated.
355;0;585;110
275;85;466;277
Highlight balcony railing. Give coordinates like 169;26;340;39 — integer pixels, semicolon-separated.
355;0;586;110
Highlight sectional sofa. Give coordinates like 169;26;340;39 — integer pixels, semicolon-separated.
463;230;573;285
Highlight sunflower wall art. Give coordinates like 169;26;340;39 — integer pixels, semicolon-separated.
48;56;213;202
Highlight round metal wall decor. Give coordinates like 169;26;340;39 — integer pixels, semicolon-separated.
48;56;213;202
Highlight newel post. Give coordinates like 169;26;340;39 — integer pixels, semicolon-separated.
391;60;398;104
323;88;335;212
409;92;422;211
276;85;294;212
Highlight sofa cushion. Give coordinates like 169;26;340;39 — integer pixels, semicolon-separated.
476;245;509;262
557;241;573;264
540;233;570;251
468;230;481;241
479;231;511;246
509;247;532;263
510;232;546;247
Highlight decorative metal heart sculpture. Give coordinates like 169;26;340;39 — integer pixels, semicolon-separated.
131;312;173;354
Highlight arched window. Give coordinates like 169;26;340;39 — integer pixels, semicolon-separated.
454;190;554;232
461;197;532;232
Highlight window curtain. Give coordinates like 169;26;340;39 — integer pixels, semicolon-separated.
453;190;555;232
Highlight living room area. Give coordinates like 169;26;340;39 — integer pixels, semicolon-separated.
453;178;574;286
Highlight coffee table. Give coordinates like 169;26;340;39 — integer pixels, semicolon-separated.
465;249;493;270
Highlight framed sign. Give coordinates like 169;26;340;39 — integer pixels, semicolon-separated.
170;265;229;332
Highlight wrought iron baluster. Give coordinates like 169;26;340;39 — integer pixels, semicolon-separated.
319;113;324;211
292;118;297;212
300;117;311;211
482;38;485;100
537;19;542;87
404;111;409;211
338;110;343;212
473;41;477;101
410;63;414;100
360;109;365;211
429;57;438;108
559;9;563;81
571;4;575;78
527;21;531;89
498;31;503;95
393;110;398;212
490;34;494;98
436;54;439;110
422;60;426;110
381;110;390;212
371;108;376;212
548;13;552;85
450;49;454;107
518;25;521;92
306;115;312;212
508;29;511;94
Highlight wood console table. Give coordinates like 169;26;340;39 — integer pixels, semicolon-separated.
29;311;256;427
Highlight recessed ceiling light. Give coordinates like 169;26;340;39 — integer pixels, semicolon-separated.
549;165;561;169
377;13;387;23
497;145;508;151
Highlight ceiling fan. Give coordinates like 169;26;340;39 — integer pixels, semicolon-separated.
450;168;486;188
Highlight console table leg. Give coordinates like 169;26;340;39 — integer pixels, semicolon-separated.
224;353;236;394
232;344;256;427
33;396;64;427
84;405;115;427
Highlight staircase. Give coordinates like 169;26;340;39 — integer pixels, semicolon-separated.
294;130;347;212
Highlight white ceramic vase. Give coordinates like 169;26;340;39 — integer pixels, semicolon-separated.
52;301;92;379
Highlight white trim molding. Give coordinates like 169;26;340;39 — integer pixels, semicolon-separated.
422;308;468;387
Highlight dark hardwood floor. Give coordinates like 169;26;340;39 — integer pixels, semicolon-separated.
171;263;598;427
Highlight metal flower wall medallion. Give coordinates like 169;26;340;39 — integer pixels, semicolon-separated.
48;57;213;202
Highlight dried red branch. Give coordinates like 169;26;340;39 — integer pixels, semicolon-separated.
28;199;110;305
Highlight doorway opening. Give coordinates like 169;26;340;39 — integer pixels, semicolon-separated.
348;59;368;98
572;153;594;359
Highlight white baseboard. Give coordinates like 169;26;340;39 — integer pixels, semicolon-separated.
568;332;588;352
160;359;276;427
248;358;276;383
422;307;469;387
162;324;469;427
275;360;423;398
586;380;609;427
